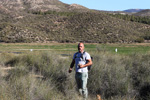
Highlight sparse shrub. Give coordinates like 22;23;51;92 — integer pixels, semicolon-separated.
88;52;130;99
129;53;150;100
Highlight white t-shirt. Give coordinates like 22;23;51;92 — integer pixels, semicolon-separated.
73;51;91;73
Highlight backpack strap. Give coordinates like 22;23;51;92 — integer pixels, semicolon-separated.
74;51;86;61
74;52;79;59
82;51;87;62
83;51;86;61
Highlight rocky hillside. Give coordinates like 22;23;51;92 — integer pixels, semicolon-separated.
0;0;66;11
0;0;89;12
0;0;150;43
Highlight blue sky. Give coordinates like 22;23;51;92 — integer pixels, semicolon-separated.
59;0;150;11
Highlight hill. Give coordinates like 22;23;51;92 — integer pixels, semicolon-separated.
0;0;90;12
0;0;150;43
134;9;150;16
123;9;144;13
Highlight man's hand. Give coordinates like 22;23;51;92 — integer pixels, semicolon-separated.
79;59;92;69
78;64;85;68
68;68;72;73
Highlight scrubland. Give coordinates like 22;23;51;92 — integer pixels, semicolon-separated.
0;45;150;100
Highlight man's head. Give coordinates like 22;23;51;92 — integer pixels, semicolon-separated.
78;42;84;53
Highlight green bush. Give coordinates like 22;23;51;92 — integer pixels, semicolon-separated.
135;37;144;43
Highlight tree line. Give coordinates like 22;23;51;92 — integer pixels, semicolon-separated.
109;13;150;25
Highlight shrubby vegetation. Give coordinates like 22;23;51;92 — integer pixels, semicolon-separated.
0;0;150;43
108;14;150;25
30;10;78;17
0;49;150;100
1;10;150;43
108;13;150;42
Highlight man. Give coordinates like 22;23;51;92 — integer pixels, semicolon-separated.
68;42;92;99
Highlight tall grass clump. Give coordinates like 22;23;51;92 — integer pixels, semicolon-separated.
129;53;150;100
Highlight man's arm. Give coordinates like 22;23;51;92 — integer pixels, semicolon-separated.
79;59;92;68
68;59;75;73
